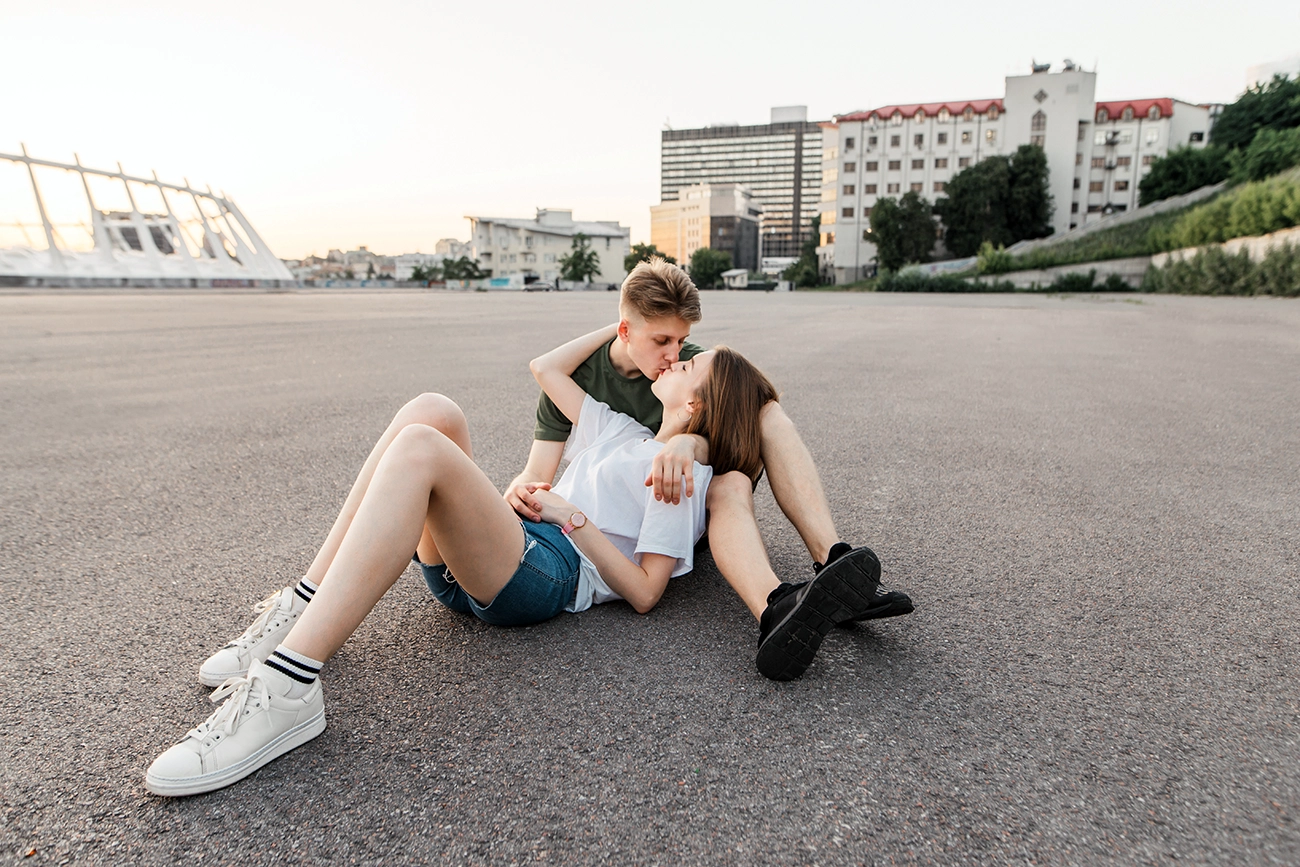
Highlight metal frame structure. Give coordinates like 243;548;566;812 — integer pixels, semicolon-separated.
1;145;293;286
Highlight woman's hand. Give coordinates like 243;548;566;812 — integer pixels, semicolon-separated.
530;488;579;526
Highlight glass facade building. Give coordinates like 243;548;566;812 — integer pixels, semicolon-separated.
661;121;823;259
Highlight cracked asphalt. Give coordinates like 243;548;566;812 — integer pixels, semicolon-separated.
1;289;1297;866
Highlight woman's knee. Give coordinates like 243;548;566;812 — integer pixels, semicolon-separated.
385;423;454;473
395;393;467;438
707;471;755;511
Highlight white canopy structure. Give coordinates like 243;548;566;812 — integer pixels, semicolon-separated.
0;146;293;287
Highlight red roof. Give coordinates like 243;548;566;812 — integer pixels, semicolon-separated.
1094;98;1174;119
836;99;1004;122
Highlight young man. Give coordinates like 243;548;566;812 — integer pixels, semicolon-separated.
505;259;912;681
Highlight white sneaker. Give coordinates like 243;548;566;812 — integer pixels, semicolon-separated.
146;659;326;797
199;586;306;687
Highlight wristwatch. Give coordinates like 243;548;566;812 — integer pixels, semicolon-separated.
561;511;587;536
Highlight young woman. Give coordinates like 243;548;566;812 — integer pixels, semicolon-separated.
145;324;777;797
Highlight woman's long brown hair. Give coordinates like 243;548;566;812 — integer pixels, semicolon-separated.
685;346;778;484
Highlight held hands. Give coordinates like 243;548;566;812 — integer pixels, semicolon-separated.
529;488;578;526
645;434;697;505
505;480;552;522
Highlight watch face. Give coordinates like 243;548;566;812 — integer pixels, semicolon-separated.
572;511;587;528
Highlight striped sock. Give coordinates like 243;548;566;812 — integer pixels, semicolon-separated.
293;577;318;606
264;645;323;698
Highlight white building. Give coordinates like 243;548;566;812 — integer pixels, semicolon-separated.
394;252;444;281
467;209;630;284
435;238;472;259
820;63;1216;283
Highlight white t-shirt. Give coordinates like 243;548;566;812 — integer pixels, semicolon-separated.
551;394;713;612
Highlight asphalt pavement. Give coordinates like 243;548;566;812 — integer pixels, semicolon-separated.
1;289;1297;866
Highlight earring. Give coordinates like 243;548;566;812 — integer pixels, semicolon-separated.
676;408;692;422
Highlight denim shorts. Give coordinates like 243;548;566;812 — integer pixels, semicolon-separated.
417;520;580;627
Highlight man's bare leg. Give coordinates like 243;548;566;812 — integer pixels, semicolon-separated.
705;472;781;620
758;402;840;565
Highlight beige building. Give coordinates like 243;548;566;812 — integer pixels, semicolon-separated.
650;184;762;271
467;209;630;284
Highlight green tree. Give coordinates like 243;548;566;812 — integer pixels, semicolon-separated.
559;233;602;282
781;215;822;287
688;247;732;288
1211;74;1300;151
936;145;1052;257
1138;145;1230;205
409;262;443;284
443;256;487;280
869;191;935;271
1229;126;1300;183
624;242;676;273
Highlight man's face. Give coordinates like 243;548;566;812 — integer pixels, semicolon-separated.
620;314;693;379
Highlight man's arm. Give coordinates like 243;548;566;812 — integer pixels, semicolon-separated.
645;434;709;505
504;439;566;522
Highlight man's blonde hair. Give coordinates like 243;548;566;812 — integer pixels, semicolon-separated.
620;258;702;323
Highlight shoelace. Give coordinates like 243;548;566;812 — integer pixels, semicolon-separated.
189;672;270;746
224;588;294;650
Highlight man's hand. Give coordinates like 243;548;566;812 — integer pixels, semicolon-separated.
645;434;700;505
505;480;551;522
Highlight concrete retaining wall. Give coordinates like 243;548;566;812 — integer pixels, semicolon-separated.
1151;224;1300;267
974;256;1152;289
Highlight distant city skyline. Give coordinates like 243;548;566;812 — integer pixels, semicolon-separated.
2;0;1296;259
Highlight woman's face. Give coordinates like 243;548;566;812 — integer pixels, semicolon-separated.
651;350;715;413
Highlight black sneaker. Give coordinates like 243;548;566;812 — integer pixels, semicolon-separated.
815;543;914;623
755;547;882;681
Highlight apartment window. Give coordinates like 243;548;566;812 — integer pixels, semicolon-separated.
863;206;873;219
890;135;901;147
1078;122;1087;141
865;184;878;194
914;110;926;122
865;161;878;171
842;207;854;218
1145;129;1160;145
958;157;971;168
910;182;923;193
1075;153;1083;166
986;129;997;144
1120;131;1133;144
1121;107;1134;121
844;137;855;150
937;108;950;122
937;132;948;145
1142;155;1155;166
843;184;855;195
1089;181;1104;192
1071;202;1079;213
963;107;974;122
913;134;924;148
1030;135;1045;147
1096;108;1109;123
1116;156;1132;168
1088;204;1102;213
868;135;878;147
1114;180;1130;191
1032;110;1047;132
911;159;924;170
961;131;972;144
1073;178;1081;189
1091;157;1106;169
888;160;901;170
886;183;900;193
933;181;946;193
1189;132;1205;143
988;105;1000;119
844;162;856;173
935;158;948;168
1148;104;1161;120
891;111;903;126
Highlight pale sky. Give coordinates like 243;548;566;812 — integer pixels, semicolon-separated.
2;0;1297;259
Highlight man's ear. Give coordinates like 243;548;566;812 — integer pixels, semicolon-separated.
617;319;632;343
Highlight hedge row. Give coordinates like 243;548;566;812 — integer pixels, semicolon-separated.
1143;243;1300;296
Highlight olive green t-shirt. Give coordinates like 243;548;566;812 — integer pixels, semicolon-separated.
534;338;706;441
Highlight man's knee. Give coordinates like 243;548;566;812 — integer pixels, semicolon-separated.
397;393;467;437
707;471;755;512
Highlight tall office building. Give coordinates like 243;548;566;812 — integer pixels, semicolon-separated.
660;106;822;260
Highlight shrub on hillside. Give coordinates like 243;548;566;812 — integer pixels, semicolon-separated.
1162;171;1300;248
976;241;1015;274
1229;126;1300;183
1143;243;1300;296
876;270;1012;293
1139;146;1230;205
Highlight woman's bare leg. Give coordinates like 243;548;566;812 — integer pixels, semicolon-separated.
281;420;527;662
301;393;471;588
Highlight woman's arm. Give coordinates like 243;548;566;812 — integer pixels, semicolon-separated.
531;488;676;614
529;324;619;425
